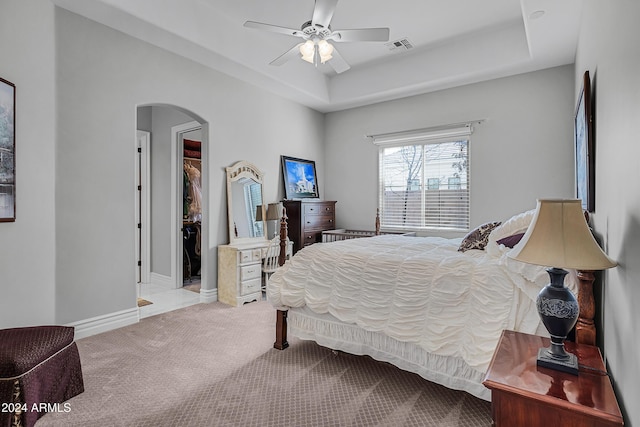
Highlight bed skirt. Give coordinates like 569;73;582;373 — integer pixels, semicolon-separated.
287;306;491;401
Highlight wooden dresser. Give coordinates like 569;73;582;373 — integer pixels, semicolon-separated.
283;200;336;254
483;330;624;427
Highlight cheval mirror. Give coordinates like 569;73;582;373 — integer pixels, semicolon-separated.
225;160;267;245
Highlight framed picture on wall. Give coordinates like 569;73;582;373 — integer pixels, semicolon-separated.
575;70;594;212
281;155;319;199
0;77;15;222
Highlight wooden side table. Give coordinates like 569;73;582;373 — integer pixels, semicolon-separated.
483;330;623;427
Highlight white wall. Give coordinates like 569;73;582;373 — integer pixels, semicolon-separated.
576;1;640;425
0;0;57;327
324;66;575;236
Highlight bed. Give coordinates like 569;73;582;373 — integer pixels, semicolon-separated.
267;209;588;401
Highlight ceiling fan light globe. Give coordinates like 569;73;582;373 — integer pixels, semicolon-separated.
318;40;334;63
299;40;315;63
318;40;334;54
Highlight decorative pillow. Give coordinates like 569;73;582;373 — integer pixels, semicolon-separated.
496;232;525;248
458;221;502;252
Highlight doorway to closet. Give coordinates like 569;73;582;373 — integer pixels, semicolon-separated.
179;126;203;293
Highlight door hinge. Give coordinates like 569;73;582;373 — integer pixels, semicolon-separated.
138;223;142;229
137;260;141;266
138;185;142;191
137;147;142;153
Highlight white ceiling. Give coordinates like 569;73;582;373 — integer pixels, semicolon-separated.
51;0;583;113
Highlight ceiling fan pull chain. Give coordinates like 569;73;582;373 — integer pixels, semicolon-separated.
314;44;320;67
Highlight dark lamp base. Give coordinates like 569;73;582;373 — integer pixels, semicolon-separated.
537;347;578;375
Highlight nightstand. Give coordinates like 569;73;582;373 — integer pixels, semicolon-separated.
483;330;623;427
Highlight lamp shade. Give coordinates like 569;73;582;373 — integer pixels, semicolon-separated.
266;202;283;221
509;199;617;270
255;205;264;222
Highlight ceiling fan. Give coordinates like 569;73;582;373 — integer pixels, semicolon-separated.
244;0;390;74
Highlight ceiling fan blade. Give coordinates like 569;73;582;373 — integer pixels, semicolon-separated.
244;21;302;38
270;43;304;66
331;28;390;42
312;0;339;28
328;47;350;74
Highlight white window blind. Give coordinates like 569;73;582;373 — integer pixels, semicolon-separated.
374;125;472;231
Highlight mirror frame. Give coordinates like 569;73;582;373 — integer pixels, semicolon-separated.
226;160;267;245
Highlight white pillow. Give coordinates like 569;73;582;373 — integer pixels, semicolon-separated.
486;209;536;256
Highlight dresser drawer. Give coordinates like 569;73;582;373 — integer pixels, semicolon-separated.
240;263;261;281
304;213;334;230
239;249;261;263
303;231;323;246
240;278;261;295
304;203;335;216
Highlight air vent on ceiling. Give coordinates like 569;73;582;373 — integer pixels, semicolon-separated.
385;38;414;51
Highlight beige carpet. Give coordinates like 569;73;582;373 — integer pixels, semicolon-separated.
36;301;491;426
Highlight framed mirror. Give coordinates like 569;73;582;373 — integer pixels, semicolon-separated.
226;160;267;245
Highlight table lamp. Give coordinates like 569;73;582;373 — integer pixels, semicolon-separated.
266;202;284;238
255;205;264;222
508;199;617;374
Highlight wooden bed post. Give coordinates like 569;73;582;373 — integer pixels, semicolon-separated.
575;269;596;346
274;208;289;350
274;310;289;350
375;208;381;235
575;212;598;346
278;207;288;268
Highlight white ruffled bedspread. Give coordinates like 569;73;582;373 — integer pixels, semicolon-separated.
268;233;551;373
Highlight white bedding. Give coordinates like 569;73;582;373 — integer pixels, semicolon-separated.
267;213;564;399
270;233;552;366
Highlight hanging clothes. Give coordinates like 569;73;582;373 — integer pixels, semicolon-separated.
183;169;191;219
184;162;202;222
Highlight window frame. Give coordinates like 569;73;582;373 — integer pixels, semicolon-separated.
373;125;473;232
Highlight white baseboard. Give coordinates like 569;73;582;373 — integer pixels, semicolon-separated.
149;272;174;288
67;307;139;340
199;287;217;303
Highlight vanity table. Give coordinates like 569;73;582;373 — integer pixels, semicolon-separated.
217;160;291;307
218;240;292;306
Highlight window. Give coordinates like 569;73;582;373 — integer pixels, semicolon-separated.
427;178;440;190
374;125;471;231
448;177;461;189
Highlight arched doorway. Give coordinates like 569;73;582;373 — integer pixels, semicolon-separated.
135;104;211;315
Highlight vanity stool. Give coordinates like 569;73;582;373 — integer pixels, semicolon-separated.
0;325;84;427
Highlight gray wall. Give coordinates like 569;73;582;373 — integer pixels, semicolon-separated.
0;1;324;326
576;1;640;425
325;65;575;236
53;7;324;323
148;106;196;277
0;0;57;326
